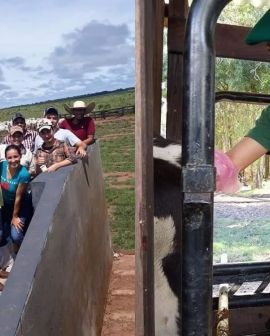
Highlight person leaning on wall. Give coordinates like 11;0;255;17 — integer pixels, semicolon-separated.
33;119;77;175
60;100;96;145
34;106;86;157
0;144;33;255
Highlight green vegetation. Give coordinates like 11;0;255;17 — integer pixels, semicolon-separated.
214;3;270;188
214;218;270;263
0;87;134;122
96;116;135;250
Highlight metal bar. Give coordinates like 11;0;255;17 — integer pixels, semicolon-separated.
213;262;270;285
181;0;231;335
213;294;270;310
135;0;155;334
214;261;270;277
216;91;270;104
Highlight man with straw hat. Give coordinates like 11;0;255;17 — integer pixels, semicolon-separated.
60;100;96;146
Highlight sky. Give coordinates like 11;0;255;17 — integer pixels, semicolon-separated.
0;0;134;108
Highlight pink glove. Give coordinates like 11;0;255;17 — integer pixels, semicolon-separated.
215;149;241;193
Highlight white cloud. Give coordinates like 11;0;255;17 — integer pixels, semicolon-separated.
48;21;134;79
0;0;134;108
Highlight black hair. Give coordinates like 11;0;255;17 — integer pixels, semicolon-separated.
5;144;22;158
44;107;58;117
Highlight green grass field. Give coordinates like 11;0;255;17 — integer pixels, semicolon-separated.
96;116;135;250
0;88;134;121
214;218;270;263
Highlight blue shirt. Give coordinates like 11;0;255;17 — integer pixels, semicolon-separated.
0;161;30;204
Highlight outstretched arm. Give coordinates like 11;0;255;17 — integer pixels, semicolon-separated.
226;137;267;171
47;159;73;172
82;135;95;146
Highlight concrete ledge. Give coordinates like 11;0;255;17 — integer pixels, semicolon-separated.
0;142;112;336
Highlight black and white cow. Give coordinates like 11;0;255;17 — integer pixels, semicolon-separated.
153;136;182;336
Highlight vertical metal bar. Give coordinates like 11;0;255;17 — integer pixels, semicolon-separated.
181;0;231;335
135;0;155;335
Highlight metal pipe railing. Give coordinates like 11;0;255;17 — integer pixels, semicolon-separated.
181;0;231;335
216;91;270;105
214;261;270;277
213;294;270;310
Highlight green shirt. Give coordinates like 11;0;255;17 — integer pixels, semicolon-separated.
246;105;270;151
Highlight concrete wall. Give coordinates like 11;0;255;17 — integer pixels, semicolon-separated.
0;142;112;336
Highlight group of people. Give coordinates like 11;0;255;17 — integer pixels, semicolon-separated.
0;100;96;285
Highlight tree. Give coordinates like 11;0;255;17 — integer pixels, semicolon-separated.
215;3;270;188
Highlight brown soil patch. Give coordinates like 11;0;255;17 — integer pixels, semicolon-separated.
107;205;116;219
109;185;134;190
104;172;134;189
96;115;135;125
101;254;135;336
99;132;134;140
104;172;134;180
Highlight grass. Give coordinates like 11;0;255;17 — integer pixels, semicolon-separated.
96;118;134;137
214;218;270;263
214;180;270;263
0;88;135;121
105;187;135;249
97;115;135;250
100;137;134;173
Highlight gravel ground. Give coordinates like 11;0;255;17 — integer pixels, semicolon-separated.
214;193;270;220
213;184;270;262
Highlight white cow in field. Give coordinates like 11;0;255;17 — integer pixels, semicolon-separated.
153;136;182;336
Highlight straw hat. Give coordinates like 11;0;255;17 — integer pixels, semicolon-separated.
63;100;95;115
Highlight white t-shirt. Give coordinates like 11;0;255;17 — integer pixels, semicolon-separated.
34;128;80;152
0;144;33;169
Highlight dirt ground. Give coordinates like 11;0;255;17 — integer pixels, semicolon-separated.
101;253;135;336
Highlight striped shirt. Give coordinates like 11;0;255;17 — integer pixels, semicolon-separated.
2;129;38;152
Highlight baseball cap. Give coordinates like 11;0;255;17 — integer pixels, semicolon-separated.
10;126;24;136
11;112;25;123
37;119;53;133
43;107;59;117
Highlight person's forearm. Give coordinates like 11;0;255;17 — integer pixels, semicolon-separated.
76;142;87;150
83;135;94;146
226;137;267;171
51;159;72;170
13;195;22;217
